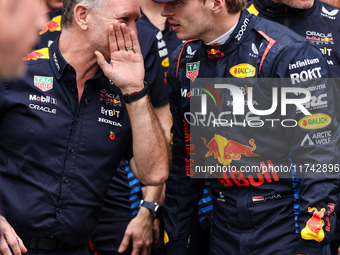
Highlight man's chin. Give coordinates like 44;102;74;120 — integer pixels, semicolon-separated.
176;32;190;41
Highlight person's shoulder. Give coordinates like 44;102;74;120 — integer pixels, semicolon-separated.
136;15;164;50
172;39;202;61
166;39;201;79
136;15;159;34
48;8;62;19
251;13;306;44
23;48;51;65
23;48;54;80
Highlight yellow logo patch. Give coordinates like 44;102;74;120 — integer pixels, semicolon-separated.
229;63;256;78
162;57;169;67
23;48;50;61
301;207;325;242
298;113;331;129
164;230;169;245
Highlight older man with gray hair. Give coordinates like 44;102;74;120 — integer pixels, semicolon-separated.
0;0;169;254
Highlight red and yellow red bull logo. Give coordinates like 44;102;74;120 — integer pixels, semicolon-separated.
301;207;325;242
321;37;333;42
201;134;260;165
24;48;49;61
40;15;61;35
230;63;256;78
207;49;225;59
201;134;281;187
100;93;121;105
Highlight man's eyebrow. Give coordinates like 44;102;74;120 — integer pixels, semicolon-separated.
120;11;142;19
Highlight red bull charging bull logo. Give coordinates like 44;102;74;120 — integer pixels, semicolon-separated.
39;15;61;35
207;49;225;59
24;48;49;61
201;134;260;165
301;207;325;242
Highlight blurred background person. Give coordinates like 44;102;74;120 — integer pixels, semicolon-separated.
36;0;63;49
0;0;46;78
42;0;63;13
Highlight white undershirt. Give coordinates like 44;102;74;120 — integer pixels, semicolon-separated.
205;22;238;46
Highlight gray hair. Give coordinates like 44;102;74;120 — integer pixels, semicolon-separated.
62;0;106;28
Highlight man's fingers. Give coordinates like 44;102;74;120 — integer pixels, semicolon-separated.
108;24;118;54
130;30;141;55
147;245;152;255
0;236;14;255
131;243;142;255
118;232;131;254
114;22;125;51
141;243;152;255
95;51;108;72
131;238;146;255
120;23;133;51
5;236;21;255
9;227;27;254
141;246;149;255
17;237;27;253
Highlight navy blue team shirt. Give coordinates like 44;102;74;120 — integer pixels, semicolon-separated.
97;13;172;219
0;38;133;246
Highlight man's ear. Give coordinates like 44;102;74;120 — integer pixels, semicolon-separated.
73;4;90;30
211;0;225;13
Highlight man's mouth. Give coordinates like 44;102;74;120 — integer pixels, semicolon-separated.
170;22;181;32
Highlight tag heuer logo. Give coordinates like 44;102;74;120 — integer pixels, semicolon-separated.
34;76;53;92
186;61;200;81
